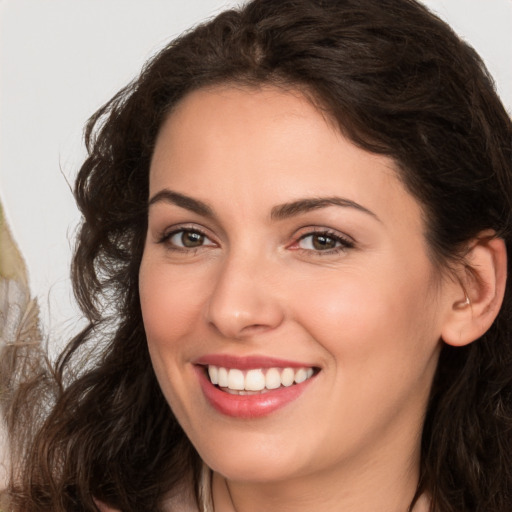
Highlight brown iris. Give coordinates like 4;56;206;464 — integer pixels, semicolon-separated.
311;234;338;250
180;230;205;248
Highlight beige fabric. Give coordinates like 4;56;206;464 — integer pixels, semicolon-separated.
0;423;8;493
0;200;41;512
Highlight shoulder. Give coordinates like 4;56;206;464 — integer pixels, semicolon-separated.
94;466;210;512
94;486;201;512
163;491;201;512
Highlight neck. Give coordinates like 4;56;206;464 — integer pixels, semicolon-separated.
211;442;428;512
210;389;433;512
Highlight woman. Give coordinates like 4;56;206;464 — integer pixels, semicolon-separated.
6;0;512;510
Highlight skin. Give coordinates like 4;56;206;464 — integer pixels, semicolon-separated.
139;85;466;512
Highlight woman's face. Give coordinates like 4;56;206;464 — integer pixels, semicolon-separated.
139;85;453;484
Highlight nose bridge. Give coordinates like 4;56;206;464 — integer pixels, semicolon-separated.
204;245;284;339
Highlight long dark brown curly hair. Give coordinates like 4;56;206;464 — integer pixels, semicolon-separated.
6;0;512;510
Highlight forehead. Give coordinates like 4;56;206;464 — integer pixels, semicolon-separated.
153;84;340;170
149;85;423;232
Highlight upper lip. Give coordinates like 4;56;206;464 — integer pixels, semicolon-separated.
194;354;316;370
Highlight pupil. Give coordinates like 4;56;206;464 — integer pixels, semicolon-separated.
313;235;335;250
182;231;204;247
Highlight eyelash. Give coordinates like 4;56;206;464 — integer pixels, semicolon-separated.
291;229;355;255
157;227;215;253
157;226;354;256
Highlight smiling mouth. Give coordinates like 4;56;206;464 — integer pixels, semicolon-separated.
206;365;317;395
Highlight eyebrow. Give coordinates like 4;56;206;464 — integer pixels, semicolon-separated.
148;189;215;218
270;197;379;221
148;189;379;222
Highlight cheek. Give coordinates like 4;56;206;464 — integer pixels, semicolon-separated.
139;258;206;347
138;256;208;419
293;260;440;366
294;264;441;438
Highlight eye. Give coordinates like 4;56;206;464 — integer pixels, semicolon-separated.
299;233;341;251
161;228;215;250
292;229;354;254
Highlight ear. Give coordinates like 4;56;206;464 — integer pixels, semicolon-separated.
441;233;507;347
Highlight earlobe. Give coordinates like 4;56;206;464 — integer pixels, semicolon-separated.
441;234;507;347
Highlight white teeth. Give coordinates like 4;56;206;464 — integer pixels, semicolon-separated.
207;365;315;392
208;365;219;385
265;368;282;390
228;369;245;390
294;368;308;384
245;369;266;391
281;367;295;387
218;367;229;387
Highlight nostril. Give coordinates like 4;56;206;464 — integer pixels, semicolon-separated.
238;323;273;336
206;310;283;340
203;266;285;339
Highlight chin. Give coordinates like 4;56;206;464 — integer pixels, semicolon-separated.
196;433;315;484
209;458;299;484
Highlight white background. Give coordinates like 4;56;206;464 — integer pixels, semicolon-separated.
1;0;511;349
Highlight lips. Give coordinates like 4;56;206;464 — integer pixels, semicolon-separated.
194;355;318;418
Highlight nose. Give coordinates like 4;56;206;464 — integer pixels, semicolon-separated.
204;251;285;339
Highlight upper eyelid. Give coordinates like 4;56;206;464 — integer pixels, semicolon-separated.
169;227;213;239
156;225;216;246
285;227;356;257
149;215;224;240
293;226;355;243
159;223;212;237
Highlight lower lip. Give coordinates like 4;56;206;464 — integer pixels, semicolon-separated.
196;367;315;419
